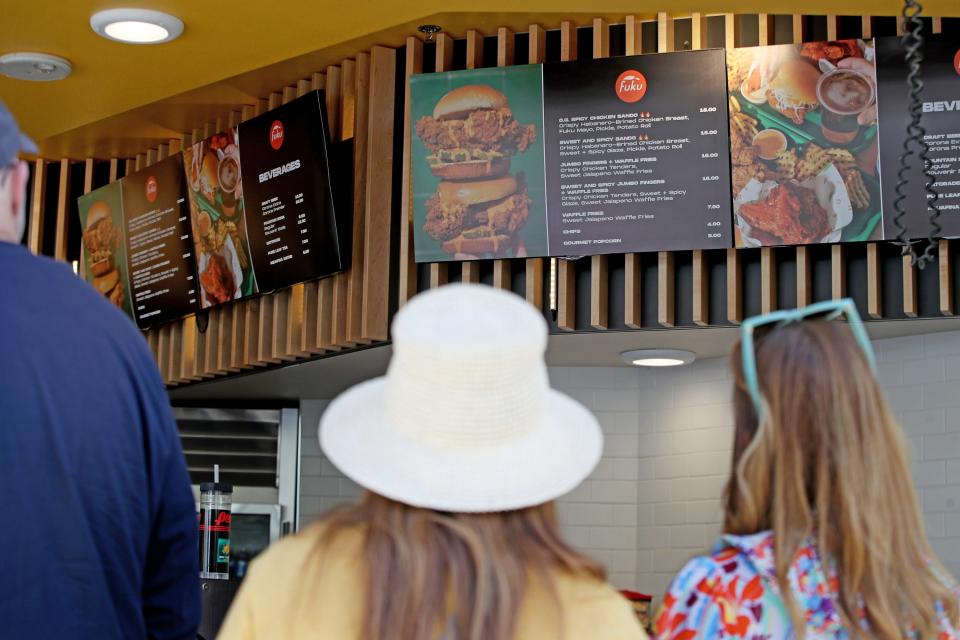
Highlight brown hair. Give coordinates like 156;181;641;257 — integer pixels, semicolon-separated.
725;320;958;638
319;492;604;640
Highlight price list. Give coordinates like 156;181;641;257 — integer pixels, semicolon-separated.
542;49;733;255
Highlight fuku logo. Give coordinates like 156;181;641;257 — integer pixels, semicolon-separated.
270;120;284;150
146;176;158;203
954;48;960;76
615;70;648;103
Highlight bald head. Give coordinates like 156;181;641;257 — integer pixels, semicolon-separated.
0;160;29;244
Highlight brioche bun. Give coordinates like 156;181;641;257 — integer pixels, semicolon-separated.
438;175;518;205
768;60;820;106
93;269;120;296
85;201;111;230
441;233;513;256
433;85;509;120
429;155;511;180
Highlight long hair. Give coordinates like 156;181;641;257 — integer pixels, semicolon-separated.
318;492;605;640
724;320;958;638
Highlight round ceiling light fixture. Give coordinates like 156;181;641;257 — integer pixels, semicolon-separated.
90;9;184;44
0;52;73;81
620;349;697;367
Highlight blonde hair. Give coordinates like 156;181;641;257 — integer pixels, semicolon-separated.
725;320;958;638
319;492;604;640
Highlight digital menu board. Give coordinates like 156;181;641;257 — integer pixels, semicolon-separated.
410;51;733;263
726;40;882;247
78;181;134;318
182;128;258;309
542;49;732;255
238;90;345;292
120;154;198;326
877;34;960;240
77;90;348;328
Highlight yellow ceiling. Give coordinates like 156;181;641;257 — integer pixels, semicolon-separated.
2;1;956;159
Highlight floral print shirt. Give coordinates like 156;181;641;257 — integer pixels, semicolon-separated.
656;530;960;639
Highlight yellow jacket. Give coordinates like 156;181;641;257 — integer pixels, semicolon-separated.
218;522;647;639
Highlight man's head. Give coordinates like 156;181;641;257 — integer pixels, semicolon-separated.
0;102;37;244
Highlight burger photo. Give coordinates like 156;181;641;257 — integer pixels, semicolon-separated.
415;85;537;180
81;201;126;310
424;174;531;256
766;59;821;125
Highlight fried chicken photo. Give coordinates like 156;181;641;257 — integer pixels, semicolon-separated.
739;182;831;245
416;85;537;180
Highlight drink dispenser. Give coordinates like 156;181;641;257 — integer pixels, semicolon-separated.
198;464;233;579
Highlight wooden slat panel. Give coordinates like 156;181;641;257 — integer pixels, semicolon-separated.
867;243;882;318
147;330;160;369
692;251;708;326
940;240;954;316
27;159;46;254
792;14;807;43
146;148;157;167
166;321;182;385
297;72;328;355
761;248;776;313
797;246;812;308
490;27;515;292
626;15;643;55
590;19;609;328
361;46;396;341
245;298;267;367
861;16;874;38
556;21;577;332
429;34;454;290
205;307;223;376
903;255;918;317
462;262;481;283
330;60;352;348
526;23;546;309
691;13;708;325
109;158;119;182
157;324;170;381
316;278;336;351
727;248;742;323
758;13;775;45
218;303;238;373
624;254;641;328
590;255;609;329
82;158;94;193
658;12;675;52
466;30;483;69
281;84;311;358
657;13;676;328
346;53;371;344
831;244;846;299
725;13;740;48
658;252;675;327
181;315;198;381
53;158;71;261
826;15;838;41
399;38;423;306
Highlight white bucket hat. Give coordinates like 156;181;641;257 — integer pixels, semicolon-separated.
320;284;603;513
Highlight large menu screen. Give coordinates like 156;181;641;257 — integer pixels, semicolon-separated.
410;51;733;263
543;49;733;255
77;90;346;328
238;91;344;293
877;34;960;240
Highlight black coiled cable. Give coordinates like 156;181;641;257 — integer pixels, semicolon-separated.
893;0;941;269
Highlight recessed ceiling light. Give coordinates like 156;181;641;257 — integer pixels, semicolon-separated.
90;9;184;44
620;349;696;367
0;52;73;81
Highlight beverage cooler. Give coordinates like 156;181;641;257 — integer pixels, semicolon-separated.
173;407;300;638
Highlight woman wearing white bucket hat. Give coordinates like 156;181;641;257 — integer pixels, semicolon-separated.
218;284;646;640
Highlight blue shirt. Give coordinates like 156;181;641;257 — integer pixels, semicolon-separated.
0;242;201;639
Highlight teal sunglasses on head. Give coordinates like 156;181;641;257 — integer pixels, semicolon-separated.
740;298;877;418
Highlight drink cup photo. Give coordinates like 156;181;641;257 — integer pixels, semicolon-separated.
816;67;875;145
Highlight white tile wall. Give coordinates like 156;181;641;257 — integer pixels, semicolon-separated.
298;330;960;598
